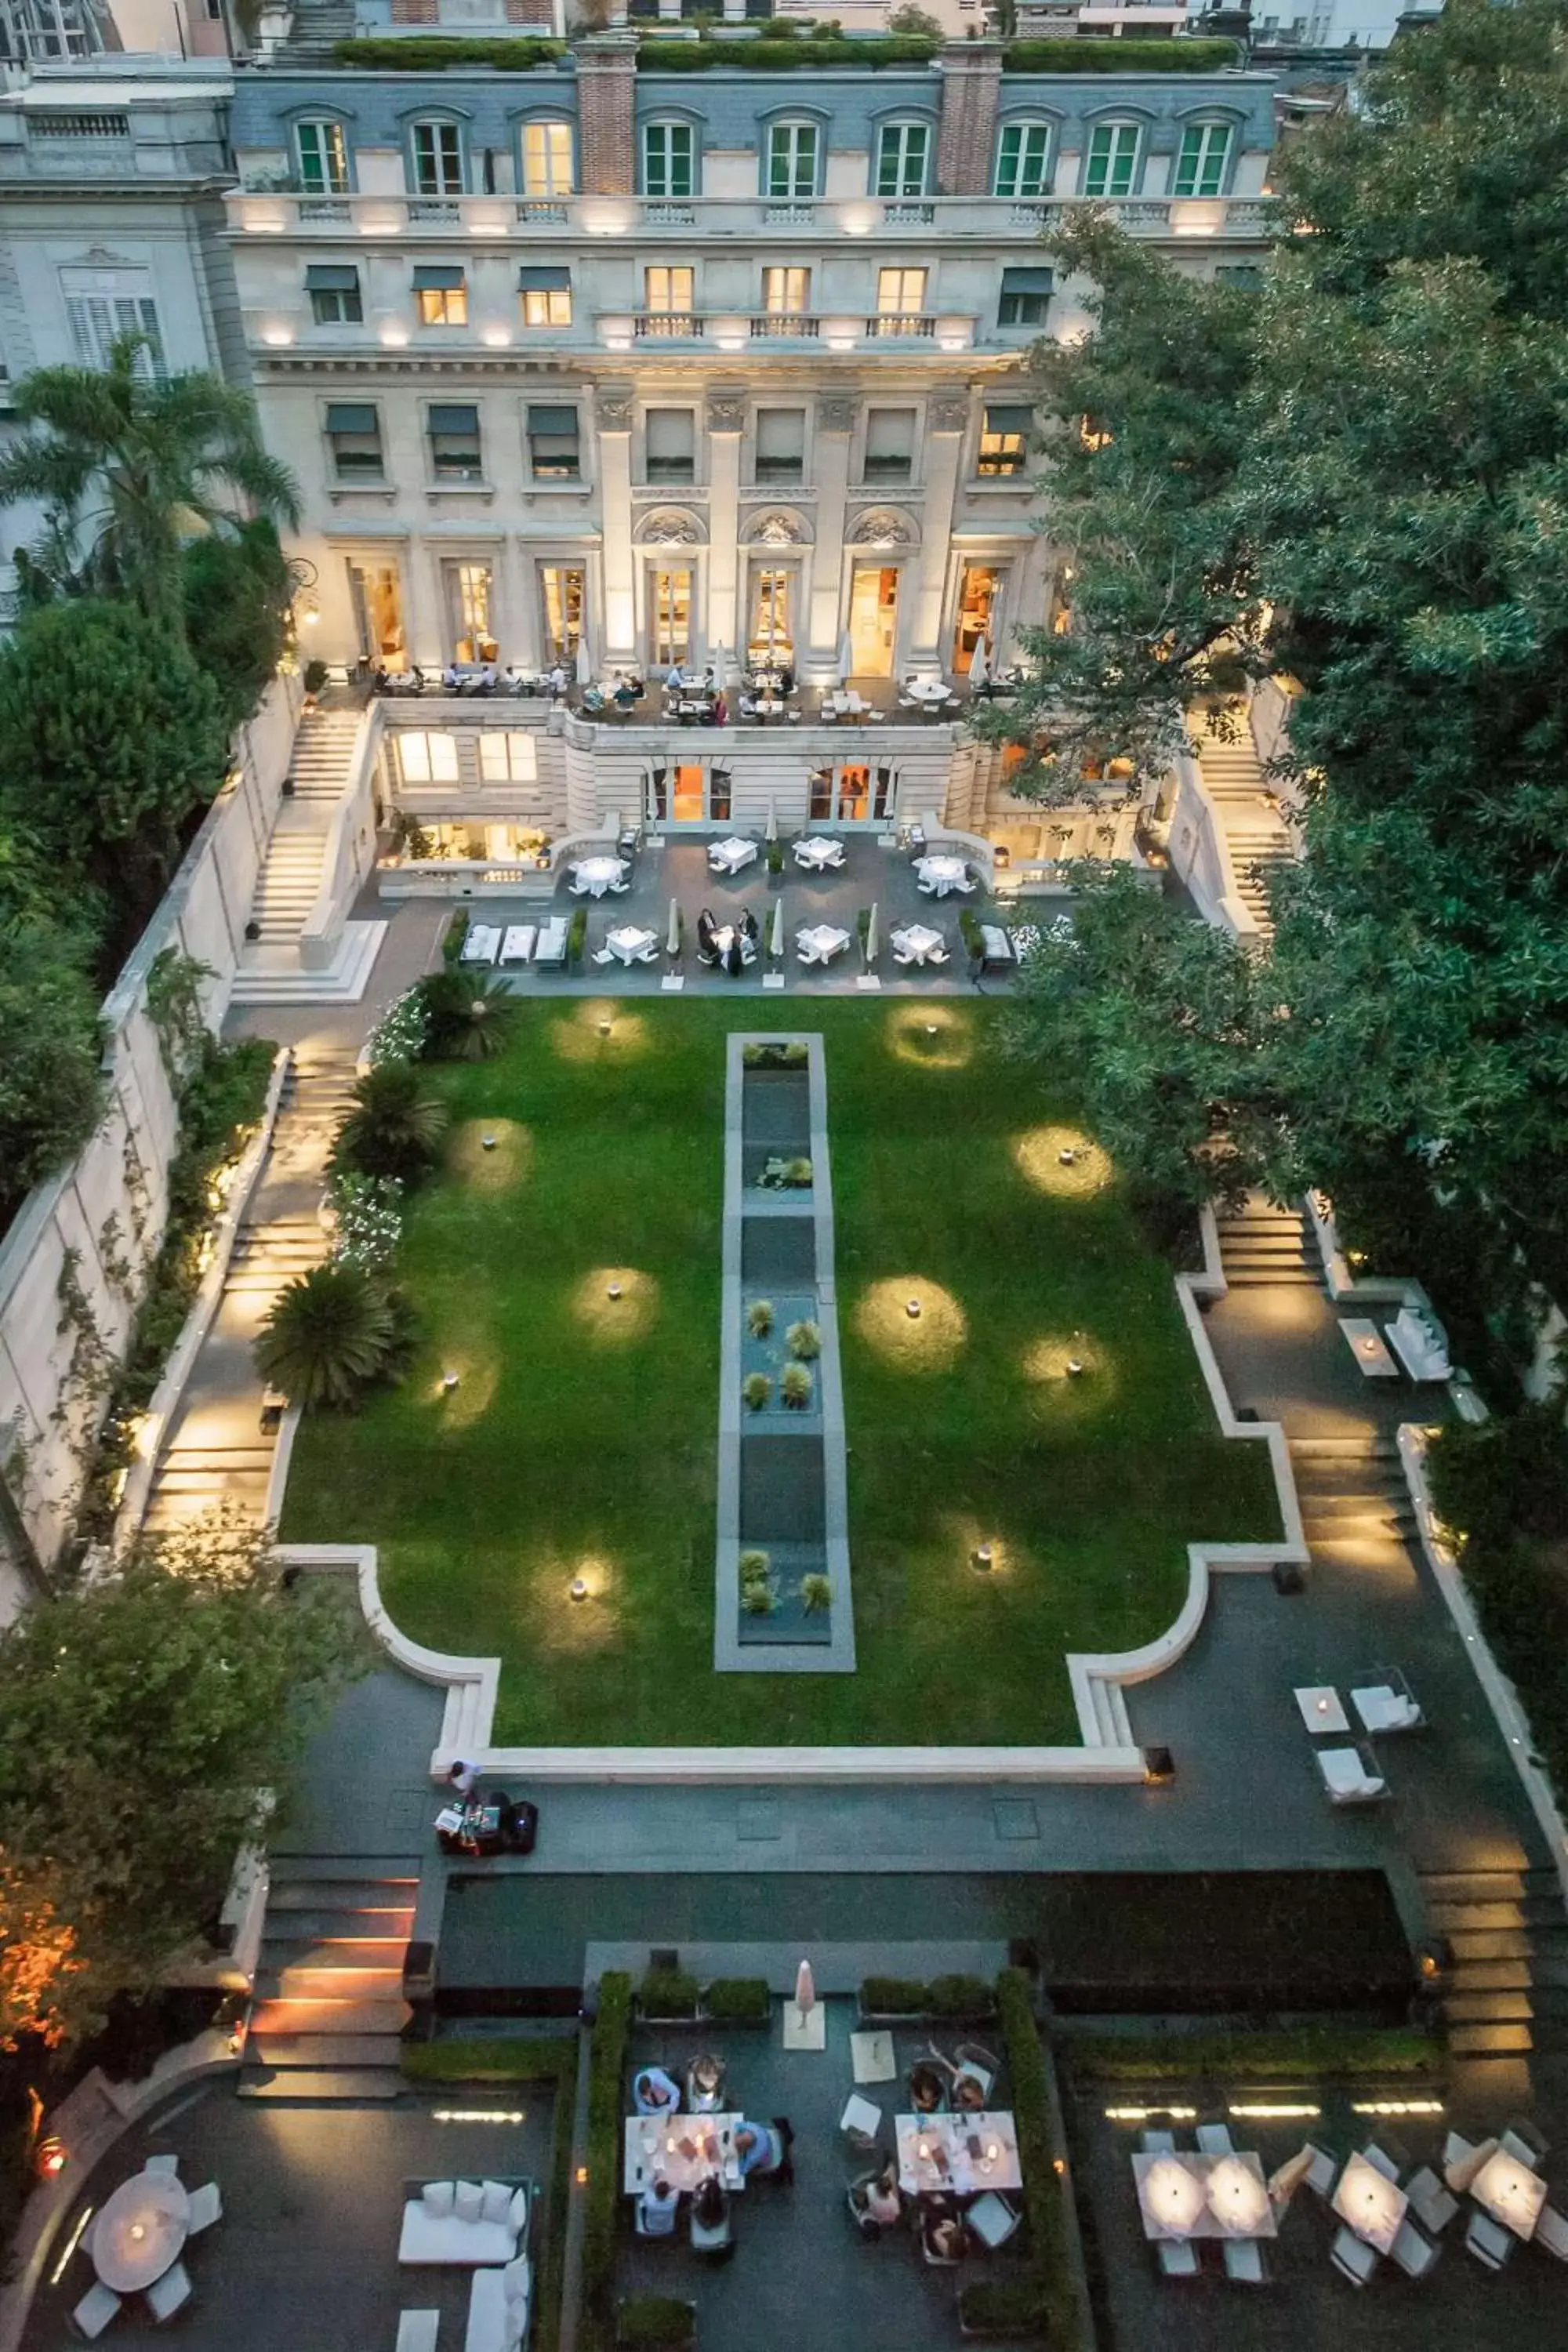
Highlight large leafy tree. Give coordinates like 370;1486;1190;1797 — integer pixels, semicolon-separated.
0;1513;365;2045
183;517;295;731
0;336;299;631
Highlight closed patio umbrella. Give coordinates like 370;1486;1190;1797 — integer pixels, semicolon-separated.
968;634;991;691
765;797;778;844
575;635;593;687
837;630;854;685
666;897;681;959
794;1959;816;2015
769;893;785;961
863;901;879;969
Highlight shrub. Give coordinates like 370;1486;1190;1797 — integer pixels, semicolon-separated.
747;1298;775;1338
738;1548;771;1583
615;2299;695;2350
861;1976;928;2014
442;909;470;966
997;1966;1079;2343
927;1972;996;2019
639;1965;699;2019
1003;34;1239;67
742;1581;775;1614
766;836;785;875
957;2279;1048;2340
582;1972;633;2325
702;1977;770;2024
780;1361;814;1409
253;1262;405;1410
637;34;936;68
742;1372;772;1411
334;34;564;67
332;1060;448;1182
786;1319;820;1360
328;1170;404;1273
363;983;430;1067
418;967;519;1062
567;906;588;967
799;1572;832;1614
959;906;985;960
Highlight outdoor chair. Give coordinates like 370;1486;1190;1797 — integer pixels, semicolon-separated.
1405;2166;1458;2234
1156;2239;1199;2278
892;949;915;967
591;949;615;967
143;2155;180;2180
568;880;590;897
1465;2210;1514;2270
689;2193;735;2263
1365;2137;1410;2182
1267;2147;1315;2211
609;878;630;894
926;946;949;965
1303;2145;1338;2198
967;2193;1022;2252
1534;2204;1568;2260
685;2058;725;2112
396;2314;440;2352
1391;2218;1439;2278
1501;2119;1548;2165
147;2262;192;2322
908;2063;949;2116
920;2213;966;2267
1140;2129;1176;2155
71;2283;121;2340
839;2093;882;2152
187;2180;222;2234
1330;2227;1377;2286
1445;2133;1497;2194
1196;2122;1235;2156
846;2174;900;2240
634;2202;677;2241
637;946;659;965
1223;2238;1265;2285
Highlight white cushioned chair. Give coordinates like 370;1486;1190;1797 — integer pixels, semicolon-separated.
399;2179;523;2267
71;2282;121;2340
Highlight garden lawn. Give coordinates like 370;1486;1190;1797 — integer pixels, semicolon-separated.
280;999;1277;1742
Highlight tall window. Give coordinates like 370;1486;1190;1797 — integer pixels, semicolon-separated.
519;267;572;326
296;118;348;194
1172;122;1232;198
1083;122;1140;199
978;403;1031;478
873;267;927;336
478;732;538;782
445;561;496;662
875;122;929;198
994;121;1051;199
397;731;459;786
427;403;482;481
953;563;1000;669
521;119;573;197
761;266;811;318
60;268;165;376
750;568;793;657
528;404;580;480
808;766;832;822
644;267;695;332
837;763;869;822
410;120;463;195
650;570;693;667
325;401;383;480
754;408;805;485
862;408;915;484
307;265;361;325
767;122;818;200
644;408;695;485
415;266;466;325
643;122;695;198
539;564;583;660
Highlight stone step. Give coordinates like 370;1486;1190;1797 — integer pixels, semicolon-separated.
267;1859;420;1886
261;1939;411;1976
262;1907;416;1944
248;1994;413;2038
1423;1869;1529;1905
1429;1897;1567;1933
250;2032;407;2071
262;1962;408;2000
1446;2023;1534;2058
267;1884;419;1919
1447;1929;1537;1964
1444;1991;1537;2026
238;2068;404;2103
1449;1958;1533;1994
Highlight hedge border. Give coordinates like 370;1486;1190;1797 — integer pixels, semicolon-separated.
997;1968;1081;2346
1060;2024;1444;2084
583;1973;634;2336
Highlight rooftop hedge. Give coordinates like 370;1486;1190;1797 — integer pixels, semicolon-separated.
1004;36;1242;70
328;31;1241;74
333;36;564;70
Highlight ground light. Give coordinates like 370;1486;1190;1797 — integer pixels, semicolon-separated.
854;1277;966;1370
1012;1125;1111;1198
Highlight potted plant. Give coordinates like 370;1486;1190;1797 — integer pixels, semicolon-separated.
780;1362;813;1411
302;657;328;709
786;1319;820;1360
741;1581;775;1615
859;1976;930;2023
702;1977;771;2027
742;1372;772;1412
739;1548;771;1584
927;1972;999;2022
765;836;785;878
747;1298;775;1338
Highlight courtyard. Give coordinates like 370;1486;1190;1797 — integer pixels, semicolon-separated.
278;998;1276;1747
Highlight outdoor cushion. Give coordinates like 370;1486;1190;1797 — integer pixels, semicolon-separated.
507;2187;528;2239
503;2255;532;2307
455;2180;485;2224
464;2268;516;2352
423;2180;456;2219
399;2200;517;2267
481;2180;512;2225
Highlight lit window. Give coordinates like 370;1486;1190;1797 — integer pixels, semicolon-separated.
398;731;459;785
644;267;695;332
978;403;1032;478
427;402;482;481
519;266;572;326
643;122;695;199
762;266;811;318
478;732;538;782
994;121;1051;199
539;564;583;659
1083;122;1141;200
410;120;463;196
767;122;818;201
1173;122;1232;199
521;119;573;198
873;267;927;338
415;266;466;325
876;122;929;198
296;119;348;195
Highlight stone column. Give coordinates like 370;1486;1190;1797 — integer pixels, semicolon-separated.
907;388;968;673
595;383;637;666
808;392;857;679
575;32;637;197
706;382;746;664
935;38;1004;198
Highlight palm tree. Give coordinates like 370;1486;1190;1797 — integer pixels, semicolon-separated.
332;1060;448;1182
254;1264;397;1410
0;336;300;627
418;968;519;1063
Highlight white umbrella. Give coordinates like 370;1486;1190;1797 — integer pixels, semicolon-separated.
666;897;681;959
794;1959;816;2015
768;893;785;961
968;634;991;691
765;797;778;845
863;901;879;969
837;631;854;685
1139;2157;1205;2237
1207;2156;1269;2236
575;635;593;687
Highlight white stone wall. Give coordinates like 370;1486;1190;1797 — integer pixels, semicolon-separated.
0;673;300;1600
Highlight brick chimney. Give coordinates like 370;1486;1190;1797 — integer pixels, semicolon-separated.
935;38;1004;199
575;31;638;197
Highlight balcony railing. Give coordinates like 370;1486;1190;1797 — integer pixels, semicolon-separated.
634;312;702;339
750;312;818;339
596;310;975;353
866;314;935;339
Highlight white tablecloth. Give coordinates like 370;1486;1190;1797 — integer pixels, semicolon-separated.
710;924;758;965
793;837;844;870
605;927;658;966
797;925;850;965
572;857;628;897
1132;2151;1276;2243
895;2114;1022;2198
891;924;944;965
93;2176;190;2292
1471;2148;1548;2240
709;837;758;874
623;2114;745;2195
907;680;955;706
916;855;970;896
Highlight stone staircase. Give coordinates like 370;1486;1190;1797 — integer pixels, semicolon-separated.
243;707;360;948
1420;1864;1568;2061
1193;710;1298;939
1288;1431;1419;1557
272;0;357;62
1216;1198;1322;1289
240;1858;419;2101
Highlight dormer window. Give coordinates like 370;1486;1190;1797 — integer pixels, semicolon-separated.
1083;122;1141;200
410;120;464;197
296;119;347;196
875;122;929;199
767;122;819;202
1172;122;1232;198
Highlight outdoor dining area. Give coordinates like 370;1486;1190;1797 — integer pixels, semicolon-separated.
69;2154;223;2338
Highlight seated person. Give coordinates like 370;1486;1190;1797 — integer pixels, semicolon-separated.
921;2197;967;2263
633;2066;681;2117
849;2163;902;2234
687;2054;725;2112
639;2177;678;2238
952;2068;987;2112
691;2175;729;2236
733;2121;789;2179
909;2063;948;2114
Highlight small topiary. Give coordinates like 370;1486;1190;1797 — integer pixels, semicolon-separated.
786;1319;821;1361
739;1548;771;1583
742;1581;775;1614
781;1362;814;1410
747;1298;775;1338
800;1572;832;1613
742;1372;771;1411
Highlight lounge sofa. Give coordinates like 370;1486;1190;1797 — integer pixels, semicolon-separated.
399;2179;528;2267
466;2256;531;2352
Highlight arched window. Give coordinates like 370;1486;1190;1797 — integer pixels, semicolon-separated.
766;120;820;201
642;119;695;199
520;118;573;198
1172;120;1233;198
408;118;465;197
875;120;930;198
993;119;1051;200
295;118;349;195
1082;119;1142;200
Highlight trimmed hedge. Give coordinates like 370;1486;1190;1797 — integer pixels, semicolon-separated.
927;1971;997;2020
401;2034;577;2085
997;1967;1078;2345
334;36;564;68
958;2278;1049;2340
1062;2024;1443;2083
639;1965;699;2018
703;1976;771;2024
1003;35;1241;70
583;1973;633;2329
638;36;936;70
615;2298;695;2349
862;1975;930;2014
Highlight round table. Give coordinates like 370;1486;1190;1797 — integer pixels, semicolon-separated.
93;2174;190;2292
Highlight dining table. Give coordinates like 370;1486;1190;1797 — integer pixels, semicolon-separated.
623;2113;745;2196
708;837;759;876
571;856;629;898
1470;2146;1548;2241
890;923;945;967
895;2114;1022;2199
797;924;851;967
93;2172;190;2293
604;926;659;967
706;923;758;967
1131;2151;1277;2243
1333;2151;1408;2254
916;855;971;898
793;837;844;872
906;679;956;710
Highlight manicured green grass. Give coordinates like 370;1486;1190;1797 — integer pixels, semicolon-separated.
281;1000;1276;1742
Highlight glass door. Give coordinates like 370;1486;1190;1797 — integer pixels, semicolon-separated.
348;561;405;666
952;564;1000;672
848;565;898;677
671;762;705;822
539;564;583;665
748;566;794;666
650;568;693;668
445;561;497;664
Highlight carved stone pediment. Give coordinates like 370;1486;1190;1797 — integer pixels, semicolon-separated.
846;506;916;548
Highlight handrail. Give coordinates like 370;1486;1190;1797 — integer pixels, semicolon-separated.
1167;746;1258;940
298;700;382;972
